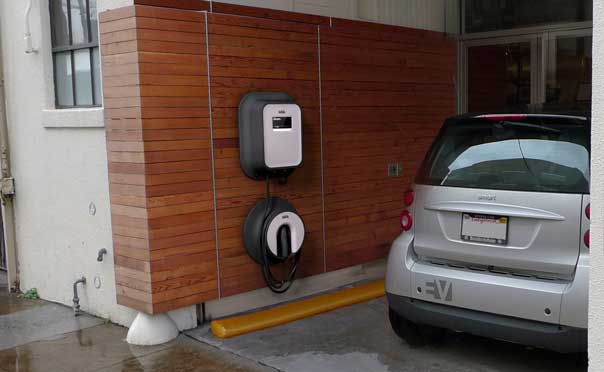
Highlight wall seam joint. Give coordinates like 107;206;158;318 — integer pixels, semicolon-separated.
317;24;327;273
204;11;221;299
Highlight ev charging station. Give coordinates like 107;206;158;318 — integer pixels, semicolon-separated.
238;92;305;293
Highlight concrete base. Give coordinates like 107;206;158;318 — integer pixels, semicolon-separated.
205;258;386;320
126;312;179;346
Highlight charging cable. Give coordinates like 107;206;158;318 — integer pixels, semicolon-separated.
260;176;300;293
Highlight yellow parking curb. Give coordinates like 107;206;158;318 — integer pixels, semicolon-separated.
210;280;385;339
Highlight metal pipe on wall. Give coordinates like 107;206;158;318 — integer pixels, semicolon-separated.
24;0;38;54
0;27;19;292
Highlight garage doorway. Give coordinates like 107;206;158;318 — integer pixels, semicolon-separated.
545;30;592;111
458;0;592;113
465;38;536;112
460;27;592;113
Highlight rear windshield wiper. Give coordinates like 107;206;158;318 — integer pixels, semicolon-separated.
500;121;561;134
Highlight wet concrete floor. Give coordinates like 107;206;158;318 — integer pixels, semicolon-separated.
0;271;588;372
188;297;588;372
0;271;104;351
0;273;42;316
0;325;271;372
0;271;271;372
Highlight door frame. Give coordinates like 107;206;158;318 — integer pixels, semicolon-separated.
542;28;593;107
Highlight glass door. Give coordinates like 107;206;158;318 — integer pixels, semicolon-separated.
460;28;592;114
467;42;533;112
544;30;592;111
462;36;540;113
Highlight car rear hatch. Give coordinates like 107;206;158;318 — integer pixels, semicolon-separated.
413;114;590;279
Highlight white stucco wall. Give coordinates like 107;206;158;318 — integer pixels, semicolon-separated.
0;0;137;327
0;0;200;332
98;0;133;13
590;1;604;369
215;0;458;32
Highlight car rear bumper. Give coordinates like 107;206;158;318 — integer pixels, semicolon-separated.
385;232;589;349
387;293;586;353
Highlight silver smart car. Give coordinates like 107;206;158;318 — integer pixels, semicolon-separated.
386;113;589;353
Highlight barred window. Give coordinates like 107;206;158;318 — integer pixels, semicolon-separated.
50;0;101;108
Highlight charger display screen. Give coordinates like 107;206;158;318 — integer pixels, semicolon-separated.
272;116;292;129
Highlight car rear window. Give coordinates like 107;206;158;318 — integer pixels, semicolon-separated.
416;116;590;194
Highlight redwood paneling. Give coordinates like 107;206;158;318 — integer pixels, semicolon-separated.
101;6;151;313
101;1;456;313
140;7;217;313
320;23;457;271
101;5;217;314
212;2;330;26
207;13;324;297
133;0;210;11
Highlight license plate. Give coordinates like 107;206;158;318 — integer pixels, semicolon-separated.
461;213;508;245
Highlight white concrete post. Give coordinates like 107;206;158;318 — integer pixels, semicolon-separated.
590;0;604;369
126;312;179;346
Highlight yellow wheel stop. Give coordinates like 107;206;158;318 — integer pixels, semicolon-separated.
211;280;385;338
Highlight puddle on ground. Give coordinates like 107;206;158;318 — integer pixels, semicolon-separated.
0;287;44;316
263;351;391;372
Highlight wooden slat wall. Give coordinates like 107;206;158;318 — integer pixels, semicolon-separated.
211;2;330;26
138;7;217;315
101;2;456;313
100;5;217;314
320;20;457;271
101;6;150;313
207;13;324;297
133;0;209;11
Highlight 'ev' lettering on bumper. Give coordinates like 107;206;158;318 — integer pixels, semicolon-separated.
425;280;453;301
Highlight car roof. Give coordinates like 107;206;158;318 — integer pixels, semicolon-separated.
450;104;590;122
449;112;589;122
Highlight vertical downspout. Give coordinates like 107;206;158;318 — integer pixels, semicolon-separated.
0;29;19;292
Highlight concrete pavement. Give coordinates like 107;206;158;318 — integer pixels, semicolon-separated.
188;297;587;372
0;271;588;372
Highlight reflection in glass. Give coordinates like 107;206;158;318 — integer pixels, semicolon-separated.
418;120;590;194
55;52;74;106
92;48;102;105
74;49;93;106
51;0;100;107
70;0;89;44
89;0;99;42
465;0;592;33
51;0;70;46
546;36;592;110
467;43;531;112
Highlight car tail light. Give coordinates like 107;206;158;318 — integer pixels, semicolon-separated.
586;204;590;219
479;114;527;121
404;190;414;207
584;230;590;248
400;210;413;231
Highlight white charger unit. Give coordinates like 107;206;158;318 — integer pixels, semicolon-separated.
262;103;302;169
239;92;303;180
